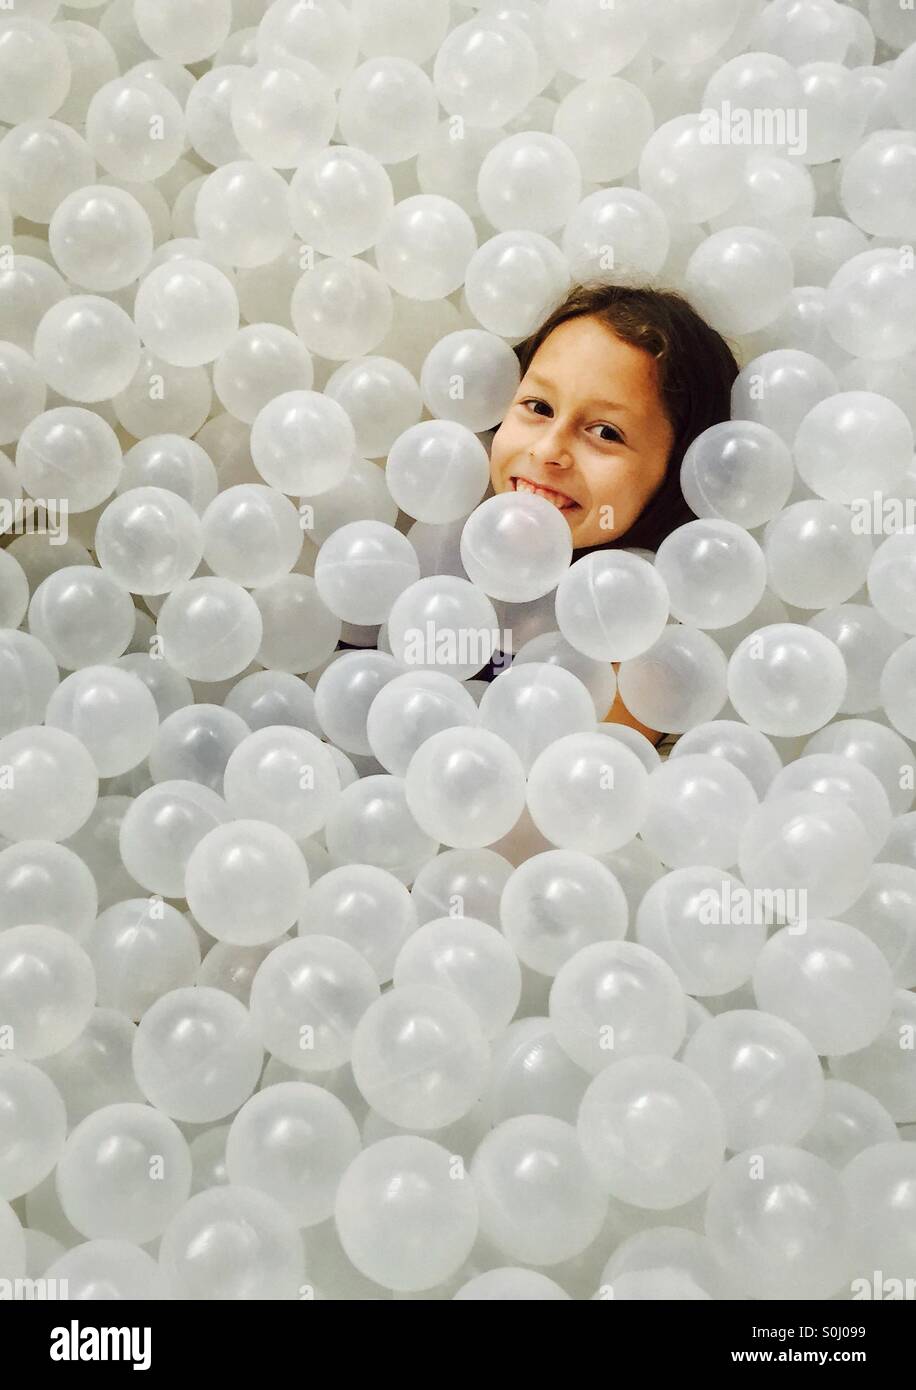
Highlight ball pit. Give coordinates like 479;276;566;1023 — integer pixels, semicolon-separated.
0;0;914;1310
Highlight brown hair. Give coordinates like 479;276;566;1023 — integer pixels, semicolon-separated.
508;281;740;556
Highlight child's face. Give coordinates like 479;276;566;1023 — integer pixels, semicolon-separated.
489;315;675;550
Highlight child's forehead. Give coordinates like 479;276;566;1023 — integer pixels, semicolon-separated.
524;318;662;400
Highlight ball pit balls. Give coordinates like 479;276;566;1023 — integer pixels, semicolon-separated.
0;0;916;1309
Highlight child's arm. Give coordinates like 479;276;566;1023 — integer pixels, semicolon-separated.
602;662;665;748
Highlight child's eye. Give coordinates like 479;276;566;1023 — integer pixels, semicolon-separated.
520;398;552;417
588;422;625;445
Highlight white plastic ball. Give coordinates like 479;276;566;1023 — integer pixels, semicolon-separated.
194;161;293;270
555;551;669;662
158;1184;304;1300
118;779;229;899
134;259;239;368
86;76;185;183
95;487;203;595
288;145;394;258
185;819;311;946
419;329;520;432
0;924;95;1060
156;578;263;683
48;185;153;292
404;726;527;849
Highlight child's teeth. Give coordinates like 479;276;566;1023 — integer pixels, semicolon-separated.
515;479;573;508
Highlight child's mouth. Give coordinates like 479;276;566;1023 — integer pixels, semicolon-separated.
510;475;580;511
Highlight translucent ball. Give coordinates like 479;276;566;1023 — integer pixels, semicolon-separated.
432;17;537;129
843;1141;916;1283
313;650;402;756
454;1269;569;1301
251;389;355;495
544;0;646;79
156;578;263;682
553;75;652;182
253;575;342;675
410;846;512;930
224;670;320;737
0;630;56;737
634;865;766;996
113;350;212;440
0;548;28;630
639;754;758;870
201;485;302;588
512;630;618;719
840;129;916;239
806;711;916;817
479;662;595;772
313;522;420;626
830;988;916;1120
385;420;490;524
684;1009;824;1149
291;257;393;361
763;500;874;611
0;342;47;448
386;575;501;680
48;184;152;293
44;666;158;778
44;1239;170;1300
615;626;729;734
16;405;123;512
338;57;439;163
0;924;95;1060
555;551;669;662
825;248;916;361
705;1146;849;1300
471;1114;606;1265
470;233;568;342
393;916;521;1038
335;1135;478;1292
680;420;795;529
404;726;527;849
459;493;572;604
731;348;838;444
185;819;310;946
765;753;892;857
477;132;581;235
228;60;336;169
132;985;263;1123
288;145;394;258
561;186;670;282
0;722;99;842
0;118;94;227
0;254;66;352
880;637;916;741
183;63;246;166
668;720;783;800
654;520;766;630
549;940;686;1074
578;1056;726;1209
118;779;229;899
844;861;916;986
134;259;239;368
867;530;916;635
55;1101;191;1243
248;934;380;1071
298;862;416;983
684;227;793;337
194;160;292;270
158;1184;304;1300
526;732;650;855
0;1057;66;1200
727;623;847;737
752;920;894;1056
707;151;815;247
499;849;627;976
225;1081;360;1228
0;839;96;936
638;114;745;224
801;1079;898;1168
792;214;869;287
739;790;874;919
222;726;340;840
95;487;203;595
794;390;913;502
365;670;478;778
374;194;477;301
0;17;70;124
85;898;200;1020
86;77;184;183
213;325;313;427
147;703;248;789
419;329;520;432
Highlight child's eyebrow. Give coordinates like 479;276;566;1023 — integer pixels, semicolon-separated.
523;372;633;414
